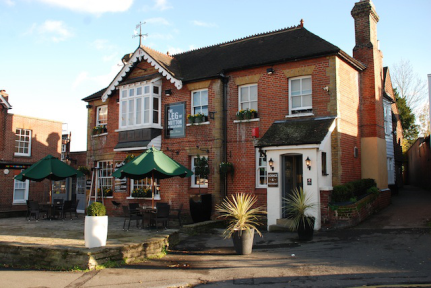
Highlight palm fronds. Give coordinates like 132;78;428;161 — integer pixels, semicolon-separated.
216;193;266;239
283;187;316;230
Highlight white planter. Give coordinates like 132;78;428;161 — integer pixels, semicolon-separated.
85;216;108;248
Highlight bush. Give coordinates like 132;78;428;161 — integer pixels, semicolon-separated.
331;184;354;202
87;202;106;216
366;186;380;195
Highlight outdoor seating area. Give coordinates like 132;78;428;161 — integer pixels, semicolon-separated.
26;199;80;221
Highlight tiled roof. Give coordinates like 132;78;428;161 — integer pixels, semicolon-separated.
82;87;107;102
257;117;336;147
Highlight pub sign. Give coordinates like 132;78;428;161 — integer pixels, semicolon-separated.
165;102;185;138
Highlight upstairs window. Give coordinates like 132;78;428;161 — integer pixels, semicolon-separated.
191;89;208;117
96;105;108;127
14;129;31;157
239;84;258;111
289;76;312;114
119;83;161;129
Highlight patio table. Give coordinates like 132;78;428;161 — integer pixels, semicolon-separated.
141;207;156;229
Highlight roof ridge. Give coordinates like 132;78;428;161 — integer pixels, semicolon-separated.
140;45;174;59
172;24;303;56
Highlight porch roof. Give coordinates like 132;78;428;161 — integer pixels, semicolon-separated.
256;116;336;147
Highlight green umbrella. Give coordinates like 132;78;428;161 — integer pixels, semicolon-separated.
15;154;83;202
112;147;193;208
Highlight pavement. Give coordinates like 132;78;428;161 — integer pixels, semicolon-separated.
1;185;431;288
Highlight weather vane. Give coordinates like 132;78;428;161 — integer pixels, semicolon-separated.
133;21;148;46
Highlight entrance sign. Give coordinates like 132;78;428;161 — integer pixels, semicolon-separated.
268;172;279;187
165;102;185;138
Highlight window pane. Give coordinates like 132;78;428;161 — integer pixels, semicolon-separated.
128;99;134;125
250;85;257;101
153;111;159;124
153;86;159;94
144;97;149;109
201;91;208;106
291;79;300;94
193;92;200;106
250;101;258;111
15;190;24;200
144;86;150;94
303;95;312;107
201;106;208;116
121;90;127;98
136;98;142;124
292;96;301;108
302;78;312;94
144;111;149;123
136;87;142;95
121;101;127;126
241;102;250;110
129;89;134;97
240;87;249;102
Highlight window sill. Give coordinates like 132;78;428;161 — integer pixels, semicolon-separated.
190;186;208;189
115;125;163;132
90;196;113;198
13;202;26;205
91;133;108;138
285;113;314;118
126;196;161;200
234;118;260;123
14;154;31;157
187;121;210;126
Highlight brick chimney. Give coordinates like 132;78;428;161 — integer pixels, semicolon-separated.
351;0;387;189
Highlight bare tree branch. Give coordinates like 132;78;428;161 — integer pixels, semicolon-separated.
391;59;427;111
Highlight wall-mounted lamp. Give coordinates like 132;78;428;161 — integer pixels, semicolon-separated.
165;89;172;96
266;68;274;75
323;86;329;94
209;111;216;120
268;158;274;171
86;104;93;109
305;157;311;170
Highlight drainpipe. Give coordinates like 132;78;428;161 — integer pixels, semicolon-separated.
219;72;229;198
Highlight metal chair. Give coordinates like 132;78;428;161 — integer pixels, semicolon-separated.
169;203;183;227
122;206;141;231
151;204;170;229
28;201;43;221
63;200;79;219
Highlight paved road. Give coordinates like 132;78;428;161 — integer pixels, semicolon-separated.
1;186;430;288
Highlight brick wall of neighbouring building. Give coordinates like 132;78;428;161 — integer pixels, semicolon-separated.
0;112;62;211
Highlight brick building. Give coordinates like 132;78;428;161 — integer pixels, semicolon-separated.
0;90;63;212
82;0;402;229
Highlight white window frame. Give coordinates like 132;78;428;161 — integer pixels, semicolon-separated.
97;161;113;190
96;105;108;127
239;84;258;111
191;155;208;188
191;89;209;117
119;82;161;130
13;179;29;204
130;178;160;199
289;76;312;115
14;128;32;157
256;149;267;188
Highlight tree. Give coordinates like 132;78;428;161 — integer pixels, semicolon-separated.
417;100;430;137
392;59;427;111
394;88;419;151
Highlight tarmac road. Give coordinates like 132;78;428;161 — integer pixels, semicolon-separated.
1;185;430;288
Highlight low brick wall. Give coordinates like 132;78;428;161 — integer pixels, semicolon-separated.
0;232;179;270
320;189;391;229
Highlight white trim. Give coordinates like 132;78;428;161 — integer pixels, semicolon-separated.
14;129;32;157
126;196;161;200
186;121;210;126
238;83;258;111
262;144;320;151
102;48;182;102
191;89;209;117
319;186;333;191
289;76;312;115
115;125;163;132
96;105;108;127
191;155;208;188
285;113;314;118
13;179;29;204
255;149;267;188
234;118;260;123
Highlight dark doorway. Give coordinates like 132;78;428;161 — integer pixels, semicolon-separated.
282;154;303;218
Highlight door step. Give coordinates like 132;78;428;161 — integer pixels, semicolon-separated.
268;218;295;232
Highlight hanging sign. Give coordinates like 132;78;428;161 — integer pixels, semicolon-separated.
268;172;279;187
165;102;185;138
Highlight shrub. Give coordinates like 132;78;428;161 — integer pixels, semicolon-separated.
87;202;106;216
331;184;354;202
366;186;380;195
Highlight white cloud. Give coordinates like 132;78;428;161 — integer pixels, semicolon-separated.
145;17;170;26
154;0;172;11
39;20;73;42
102;52;118;62
24;20;73;42
35;0;134;14
72;63;122;90
167;46;183;55
192;20;217;28
3;0;15;6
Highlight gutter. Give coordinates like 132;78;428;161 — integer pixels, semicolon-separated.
219;72;229;198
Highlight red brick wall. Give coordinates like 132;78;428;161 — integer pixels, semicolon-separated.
0;113;62;211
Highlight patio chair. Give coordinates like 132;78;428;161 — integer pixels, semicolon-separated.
61;200;79;220
151;204;170;230
169;203;183;227
26;200;34;220
122;205;141;231
128;203;142;216
52;199;64;219
28;201;45;221
112;200;121;209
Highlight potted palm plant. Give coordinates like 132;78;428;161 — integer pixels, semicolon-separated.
216;193;266;255
283;187;316;241
84;202;108;248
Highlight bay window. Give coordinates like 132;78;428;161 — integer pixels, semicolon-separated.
119;83;161;129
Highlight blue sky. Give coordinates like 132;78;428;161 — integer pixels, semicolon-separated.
1;0;430;151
